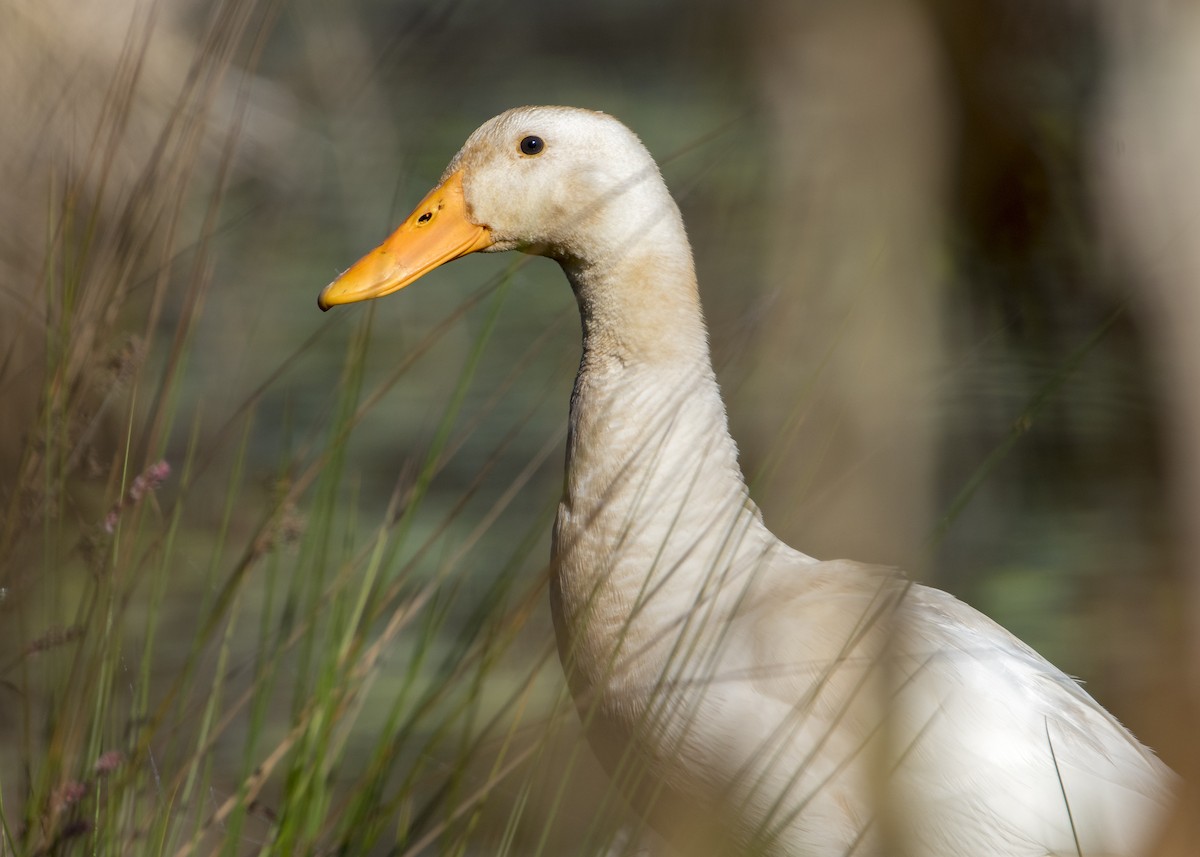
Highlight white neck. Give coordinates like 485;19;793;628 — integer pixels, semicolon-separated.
548;210;780;700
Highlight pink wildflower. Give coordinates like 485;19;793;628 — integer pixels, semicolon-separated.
95;750;123;775
51;780;87;811
102;459;170;533
129;460;170;501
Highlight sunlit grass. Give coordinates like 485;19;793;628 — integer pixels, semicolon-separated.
0;5;635;856
0;194;613;854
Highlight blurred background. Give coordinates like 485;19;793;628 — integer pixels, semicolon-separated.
1;0;1197;852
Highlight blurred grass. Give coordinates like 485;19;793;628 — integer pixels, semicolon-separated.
0;0;1188;853
1;3;741;852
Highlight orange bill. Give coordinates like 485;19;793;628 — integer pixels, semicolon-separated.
318;170;493;310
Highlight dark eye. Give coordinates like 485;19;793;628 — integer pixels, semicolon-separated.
519;135;544;156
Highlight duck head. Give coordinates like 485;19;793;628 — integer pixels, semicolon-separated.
318;105;680;310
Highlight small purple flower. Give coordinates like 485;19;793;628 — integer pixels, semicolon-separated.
102;459;170;533
52;780;87;810
95;750;123;775
129;460;170;501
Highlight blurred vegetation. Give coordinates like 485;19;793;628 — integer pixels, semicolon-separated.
0;0;1192;853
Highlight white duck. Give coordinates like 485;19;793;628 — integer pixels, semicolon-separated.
318;106;1176;856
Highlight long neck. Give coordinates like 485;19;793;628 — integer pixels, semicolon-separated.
549;217;777;695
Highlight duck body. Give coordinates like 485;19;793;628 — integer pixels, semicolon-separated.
319;106;1175;856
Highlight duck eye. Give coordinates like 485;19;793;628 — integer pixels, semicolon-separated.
519;135;545;156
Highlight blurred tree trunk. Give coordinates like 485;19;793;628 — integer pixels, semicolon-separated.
752;0;1190;845
749;0;949;572
1096;1;1200;848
